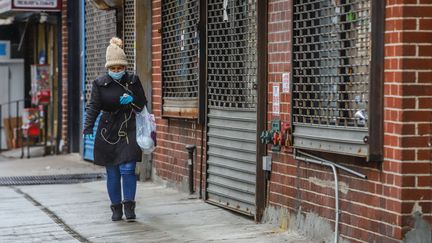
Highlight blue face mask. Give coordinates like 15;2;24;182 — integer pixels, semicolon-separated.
108;70;125;80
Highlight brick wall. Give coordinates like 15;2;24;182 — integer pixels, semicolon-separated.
385;0;432;239
267;0;432;242
150;0;430;241
61;0;68;152
151;0;206;190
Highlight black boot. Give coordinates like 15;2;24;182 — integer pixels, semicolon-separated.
122;200;136;221
110;203;123;221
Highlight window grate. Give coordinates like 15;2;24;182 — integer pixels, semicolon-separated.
124;0;135;72
161;0;199;111
84;1;117;103
207;0;257;111
292;0;370;128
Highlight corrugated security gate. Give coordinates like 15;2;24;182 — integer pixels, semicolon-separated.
83;2;117;160
206;0;258;216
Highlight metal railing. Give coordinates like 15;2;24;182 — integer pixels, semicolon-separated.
0;99;27;152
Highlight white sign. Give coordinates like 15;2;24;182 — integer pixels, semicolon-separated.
282;72;290;93
0;0;11;14
272;84;280;115
14;0;57;8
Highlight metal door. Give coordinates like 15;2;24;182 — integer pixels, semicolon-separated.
82;2;117;160
206;0;257;216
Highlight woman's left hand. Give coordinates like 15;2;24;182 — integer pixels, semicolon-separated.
120;94;134;105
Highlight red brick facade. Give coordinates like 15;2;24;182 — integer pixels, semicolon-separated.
386;0;432;240
151;0;206;190
266;0;432;242
151;1;431;242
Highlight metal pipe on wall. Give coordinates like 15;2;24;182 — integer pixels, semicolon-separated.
296;154;339;243
297;150;367;179
186;144;196;194
295;150;367;243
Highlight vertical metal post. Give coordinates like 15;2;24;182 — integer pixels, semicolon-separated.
20;132;24;159
16;100;19;126
368;0;385;162
198;0;207;125
42;105;48;156
27;136;30;159
57;11;63;155
186;144;196;194
255;0;268;222
16;101;19;150
80;0;86;157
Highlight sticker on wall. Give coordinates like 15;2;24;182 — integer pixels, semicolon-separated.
272;84;280;115
282;72;290;93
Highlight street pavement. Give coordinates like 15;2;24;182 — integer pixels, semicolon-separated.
0;153;310;243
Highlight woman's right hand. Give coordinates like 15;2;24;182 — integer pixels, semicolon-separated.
120;93;134;105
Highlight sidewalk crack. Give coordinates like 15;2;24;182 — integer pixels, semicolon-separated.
11;186;91;243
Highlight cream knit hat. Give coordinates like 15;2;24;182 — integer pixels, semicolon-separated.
105;37;128;68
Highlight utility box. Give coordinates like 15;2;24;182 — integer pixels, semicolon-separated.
262;155;272;171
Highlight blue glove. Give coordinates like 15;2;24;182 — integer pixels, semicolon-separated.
120;93;134;105
84;134;94;140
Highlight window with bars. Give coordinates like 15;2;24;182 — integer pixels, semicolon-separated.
207;0;257;111
292;0;383;159
161;0;199;119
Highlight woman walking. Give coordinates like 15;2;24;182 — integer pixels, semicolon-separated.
83;37;147;221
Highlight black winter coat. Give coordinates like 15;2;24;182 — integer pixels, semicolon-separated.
83;72;147;166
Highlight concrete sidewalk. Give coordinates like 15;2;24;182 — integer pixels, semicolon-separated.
0;154;310;242
0;153;104;177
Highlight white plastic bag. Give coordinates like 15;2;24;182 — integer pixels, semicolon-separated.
136;106;156;154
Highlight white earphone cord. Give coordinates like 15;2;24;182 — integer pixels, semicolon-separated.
100;110;133;145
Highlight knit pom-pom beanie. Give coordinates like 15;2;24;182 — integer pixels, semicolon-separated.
105;37;128;68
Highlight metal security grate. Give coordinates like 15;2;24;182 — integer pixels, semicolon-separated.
292;0;370;127
124;0;135;72
206;0;258;217
84;1;117;102
208;0;257;110
84;1;117;161
161;0;199;118
292;0;371;157
0;173;105;186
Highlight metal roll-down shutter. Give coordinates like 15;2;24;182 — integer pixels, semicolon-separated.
206;0;258;216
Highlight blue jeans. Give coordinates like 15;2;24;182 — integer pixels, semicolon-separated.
105;161;137;204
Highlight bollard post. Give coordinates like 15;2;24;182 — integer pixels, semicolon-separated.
16;101;19;148
186;144;196;194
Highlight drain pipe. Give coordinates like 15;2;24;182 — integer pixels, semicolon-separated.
186;144;196;194
295;150;367;243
